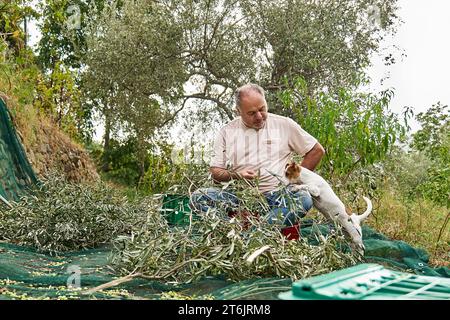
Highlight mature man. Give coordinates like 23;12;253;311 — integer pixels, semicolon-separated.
191;83;325;227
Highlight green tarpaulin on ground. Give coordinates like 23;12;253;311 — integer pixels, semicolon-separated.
0;223;448;300
0;98;38;202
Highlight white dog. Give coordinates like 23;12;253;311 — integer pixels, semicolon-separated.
284;161;372;254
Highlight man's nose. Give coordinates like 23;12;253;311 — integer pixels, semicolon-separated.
255;112;263;120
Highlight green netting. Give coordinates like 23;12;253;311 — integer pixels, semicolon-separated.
0;98;38;202
0;223;448;300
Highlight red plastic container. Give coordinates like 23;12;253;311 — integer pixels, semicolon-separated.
227;211;300;240
281;223;300;240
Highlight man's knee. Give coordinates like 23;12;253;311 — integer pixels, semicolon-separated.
190;187;239;212
286;187;312;209
191;187;213;201
190;187;217;211
299;191;313;212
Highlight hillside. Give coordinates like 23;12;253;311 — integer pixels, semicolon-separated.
1;93;99;183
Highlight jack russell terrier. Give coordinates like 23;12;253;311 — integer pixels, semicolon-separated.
284;161;372;254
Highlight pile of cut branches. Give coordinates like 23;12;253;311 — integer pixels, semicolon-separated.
110;211;359;283
110;176;360;283
0;173;155;254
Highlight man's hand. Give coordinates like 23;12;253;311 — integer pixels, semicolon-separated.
238;169;258;180
210;167;259;182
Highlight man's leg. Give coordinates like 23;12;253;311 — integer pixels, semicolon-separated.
190;187;240;214
264;187;313;226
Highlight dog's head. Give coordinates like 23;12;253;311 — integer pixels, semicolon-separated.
346;196;373;254
285;161;301;181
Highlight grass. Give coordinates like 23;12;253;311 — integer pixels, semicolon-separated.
368;186;449;267
1;50;42;148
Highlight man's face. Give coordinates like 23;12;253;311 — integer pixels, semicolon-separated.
238;91;268;130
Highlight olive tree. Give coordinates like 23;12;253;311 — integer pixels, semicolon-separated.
85;0;400;119
83;0;187;177
82;0;401;179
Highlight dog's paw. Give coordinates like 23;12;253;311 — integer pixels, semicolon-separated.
291;184;309;192
308;186;320;197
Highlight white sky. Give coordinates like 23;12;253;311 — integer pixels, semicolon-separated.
366;0;450;131
26;0;450;141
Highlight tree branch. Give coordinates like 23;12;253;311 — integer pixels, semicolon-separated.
183;92;234;120
160;97;190;127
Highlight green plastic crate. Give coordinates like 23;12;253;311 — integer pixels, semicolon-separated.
160;194;195;225
279;263;450;300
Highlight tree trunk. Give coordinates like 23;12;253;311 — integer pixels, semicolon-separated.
136;136;146;188
23;15;27;48
102;106;112;172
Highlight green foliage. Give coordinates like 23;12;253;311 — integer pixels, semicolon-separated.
0;1;41;102
378;103;448;208
418;165;449;208
0;1;92;143
0;48;41;105
142;142;211;195
243;0;400;97
34;60;90;141
83;0;187;125
101;138;143;187
82;0;189;168
278;77;407;184
411;103;449;207
34;0;100;142
141;142;180;194
37;0;75;69
382;148;432;201
0;0;38;55
96;135;210;195
412;103;449;161
36;0;107;70
0;173;150;254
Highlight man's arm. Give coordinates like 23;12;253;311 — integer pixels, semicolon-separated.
300;142;325;171
210;167;257;183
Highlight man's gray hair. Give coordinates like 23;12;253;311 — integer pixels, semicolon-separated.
234;83;265;109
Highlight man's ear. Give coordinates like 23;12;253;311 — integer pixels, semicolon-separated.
235;107;241;116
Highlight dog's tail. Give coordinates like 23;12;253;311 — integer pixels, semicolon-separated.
355;196;373;224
